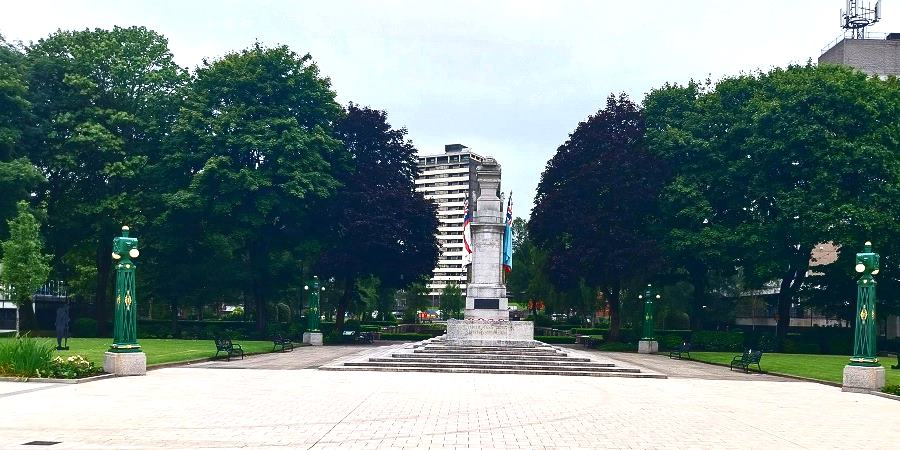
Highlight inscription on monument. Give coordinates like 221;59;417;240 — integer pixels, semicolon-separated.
474;298;500;309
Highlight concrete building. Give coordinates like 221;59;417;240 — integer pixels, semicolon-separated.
819;33;900;77
415;144;486;303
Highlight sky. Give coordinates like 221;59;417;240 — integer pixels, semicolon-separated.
2;1;898;219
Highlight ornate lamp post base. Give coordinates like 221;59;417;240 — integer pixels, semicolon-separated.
103;351;147;376
638;340;659;354
842;365;885;393
303;332;323;346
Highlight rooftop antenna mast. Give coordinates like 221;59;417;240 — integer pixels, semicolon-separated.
841;0;882;39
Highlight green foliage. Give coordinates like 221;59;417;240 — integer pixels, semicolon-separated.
439;283;464;320
883;384;900;396
691;331;744;352
534;336;575;344
1;201;51;333
0;335;53;377
378;333;430;341
72;318;99;338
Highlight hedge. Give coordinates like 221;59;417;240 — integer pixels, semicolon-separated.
378;333;431;341
535;336;576;344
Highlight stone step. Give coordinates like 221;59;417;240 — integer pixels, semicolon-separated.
320;365;666;379
351;361;639;373
414;348;566;356
369;357;614;367
393;353;591;362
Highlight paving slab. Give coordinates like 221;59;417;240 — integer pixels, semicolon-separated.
192;344;392;370
591;350;799;381
2;362;899;449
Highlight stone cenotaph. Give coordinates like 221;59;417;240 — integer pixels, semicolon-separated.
445;158;535;347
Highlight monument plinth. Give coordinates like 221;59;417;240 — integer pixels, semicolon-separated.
446;158;534;347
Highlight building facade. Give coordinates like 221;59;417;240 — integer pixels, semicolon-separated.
416;144;486;303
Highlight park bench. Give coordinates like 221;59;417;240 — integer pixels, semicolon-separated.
272;334;294;352
357;331;375;344
668;342;692;360
577;335;603;349
730;349;763;373
214;338;244;361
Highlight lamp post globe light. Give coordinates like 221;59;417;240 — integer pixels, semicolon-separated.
842;241;885;392
103;226;147;376
638;283;660;354
302;276;323;346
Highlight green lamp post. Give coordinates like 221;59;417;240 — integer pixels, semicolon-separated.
640;284;659;341
842;241;885;392
306;276;321;332
850;241;879;366
638;283;660;354
303;276;324;346
110;225;141;353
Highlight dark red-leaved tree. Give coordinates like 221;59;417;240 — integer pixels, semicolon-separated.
316;104;439;332
529;94;667;341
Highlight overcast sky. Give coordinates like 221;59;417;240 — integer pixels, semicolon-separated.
3;1;897;219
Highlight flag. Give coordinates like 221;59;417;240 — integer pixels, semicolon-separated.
502;192;513;273
462;196;473;265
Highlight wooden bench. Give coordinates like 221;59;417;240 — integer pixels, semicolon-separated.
214;338;244;361
272;335;294;352
668;342;692;359
730;349;763;373
357;331;375;344
577;335;603;349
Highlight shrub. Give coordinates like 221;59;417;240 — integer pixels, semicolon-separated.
657;334;686;351
0;336;53;378
72;318;99;338
571;328;609;335
883;384;900;396
783;340;821;354
534;336;575;344
691;331;744;351
275;303;292;323
379;333;431;341
46;355;102;379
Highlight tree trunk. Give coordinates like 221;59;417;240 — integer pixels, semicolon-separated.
249;240;269;334
15;301;20;337
775;246;812;348
689;266;708;331
94;238;114;335
18;297;37;332
335;279;353;333
606;281;621;342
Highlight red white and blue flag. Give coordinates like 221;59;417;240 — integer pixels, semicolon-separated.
462;196;473;266
502;192;513;273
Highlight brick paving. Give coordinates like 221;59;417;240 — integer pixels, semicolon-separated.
0;345;898;449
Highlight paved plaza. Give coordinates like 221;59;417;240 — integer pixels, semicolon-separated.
1;346;899;449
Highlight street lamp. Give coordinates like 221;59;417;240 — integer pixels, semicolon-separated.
638;283;660;354
302;276;323;346
104;225;147;376
842;241;885;392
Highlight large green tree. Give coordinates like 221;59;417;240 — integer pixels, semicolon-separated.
0;36;42;247
169;43;345;332
316;104;438;332
23;27;187;328
530;94;666;340
647;64;900;342
1;201;51;335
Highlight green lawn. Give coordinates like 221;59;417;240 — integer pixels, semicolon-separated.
691;352;900;385
0;337;275;367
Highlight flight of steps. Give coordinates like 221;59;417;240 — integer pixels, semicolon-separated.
320;337;666;378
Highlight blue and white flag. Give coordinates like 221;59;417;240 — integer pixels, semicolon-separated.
502;192;512;273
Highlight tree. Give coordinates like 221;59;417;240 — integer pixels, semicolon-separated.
0;201;51;335
439;283;464;319
169;43;345;332
403;277;431;323
24;27;187;330
316;104;439;332
647;64;900;344
0;35;43;246
530;94;666;341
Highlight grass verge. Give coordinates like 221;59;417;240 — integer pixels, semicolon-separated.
690;351;900;385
